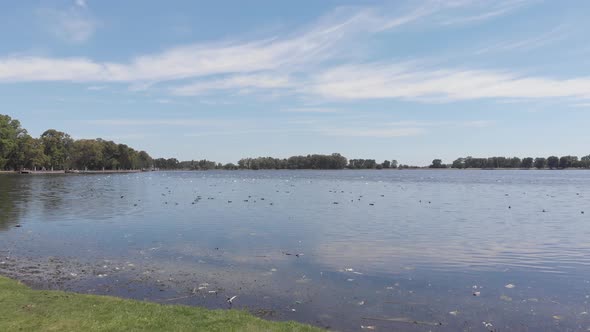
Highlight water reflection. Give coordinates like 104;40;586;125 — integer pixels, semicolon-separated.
1;170;590;331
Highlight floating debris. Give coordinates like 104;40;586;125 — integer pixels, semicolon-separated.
473;291;481;296
227;295;237;304
500;295;512;302
362;317;442;326
505;283;516;289
360;326;376;330
449;311;459;316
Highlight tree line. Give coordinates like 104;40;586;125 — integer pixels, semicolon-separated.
0;114;152;171
444;156;590;169
5;114;590;172
152;155;402;170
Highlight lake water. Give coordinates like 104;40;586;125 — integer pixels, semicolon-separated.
1;170;590;331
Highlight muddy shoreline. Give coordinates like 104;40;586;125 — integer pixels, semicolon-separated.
0;253;330;329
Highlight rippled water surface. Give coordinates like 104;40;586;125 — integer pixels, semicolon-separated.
1;170;590;331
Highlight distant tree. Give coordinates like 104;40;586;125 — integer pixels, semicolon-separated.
72;139;103;170
534;157;546;169
521;157;534;169
559;155;578;169
382;160;391;169
451;158;465;169
547;156;559;169
430;159;445;168
581;155;590;168
391;160;398;169
0;115;27;170
509;157;521;168
223;163;238;170
40;129;73;170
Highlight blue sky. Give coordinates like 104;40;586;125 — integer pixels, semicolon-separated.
2;0;590;165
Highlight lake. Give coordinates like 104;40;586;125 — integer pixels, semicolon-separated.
1;170;589;331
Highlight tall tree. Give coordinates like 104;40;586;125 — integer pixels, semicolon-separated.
547;156;559;169
521;157;533;169
0;115;27;170
534;157;546;169
41;129;73;170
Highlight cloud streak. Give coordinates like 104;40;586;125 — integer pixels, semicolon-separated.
5;0;587;106
37;5;97;43
308;63;590;102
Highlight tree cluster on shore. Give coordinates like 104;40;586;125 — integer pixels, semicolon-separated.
0;115;152;171
154;155;401;170
444;156;590;169
4;114;590;171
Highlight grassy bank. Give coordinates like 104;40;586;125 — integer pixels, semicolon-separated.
0;276;322;332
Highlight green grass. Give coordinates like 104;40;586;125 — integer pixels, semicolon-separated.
0;276;323;332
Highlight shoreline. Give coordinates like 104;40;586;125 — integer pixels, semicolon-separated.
0;274;321;332
1;168;588;175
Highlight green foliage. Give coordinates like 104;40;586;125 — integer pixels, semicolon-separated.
234;153;348;170
534;157;546;169
0;115;27;169
41;129;73;170
521;157;534;169
558;155;578;169
547;156;559;169
348;158;376;169
429;159;446;168
0;276;322;332
0;114;152;171
449;155;590;170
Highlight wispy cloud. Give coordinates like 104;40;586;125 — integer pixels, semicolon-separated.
4;0;584;107
37;4;97;43
307;63;590;102
86;85;105;90
171;74;292;96
84;119;231;127
437;0;531;26
281;107;340;113
386;120;494;128
319;127;425;138
474;24;569;55
2;1;499;84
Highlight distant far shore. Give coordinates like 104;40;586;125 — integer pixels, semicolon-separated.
0;169;147;175
2;168;587;175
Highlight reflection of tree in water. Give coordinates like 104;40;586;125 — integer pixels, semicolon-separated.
0;175;29;230
34;175;67;215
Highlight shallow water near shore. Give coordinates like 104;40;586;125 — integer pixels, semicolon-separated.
1;170;590;331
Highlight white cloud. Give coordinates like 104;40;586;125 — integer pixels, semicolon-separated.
5;0;584;106
171;74;292;96
37;7;97;43
319;127;425;138
86;85;105;90
84;119;230;127
437;0;531;26
2;1;489;84
386;120;493;128
281;107;339;113
308;63;590;102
